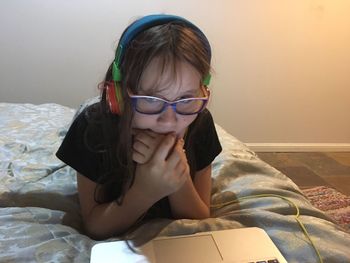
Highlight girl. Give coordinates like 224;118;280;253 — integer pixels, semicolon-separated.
56;14;222;240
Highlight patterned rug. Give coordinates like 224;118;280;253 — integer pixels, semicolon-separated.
302;186;350;233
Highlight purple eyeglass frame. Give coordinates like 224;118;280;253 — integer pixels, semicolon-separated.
127;86;210;115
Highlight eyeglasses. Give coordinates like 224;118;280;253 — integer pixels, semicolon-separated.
127;86;210;115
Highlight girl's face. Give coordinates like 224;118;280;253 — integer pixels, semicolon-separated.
131;58;202;138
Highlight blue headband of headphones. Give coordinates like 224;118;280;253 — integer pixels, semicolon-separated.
112;14;212;85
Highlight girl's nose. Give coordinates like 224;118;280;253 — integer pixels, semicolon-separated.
157;105;177;125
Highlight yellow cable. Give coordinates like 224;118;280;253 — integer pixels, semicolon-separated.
211;194;323;263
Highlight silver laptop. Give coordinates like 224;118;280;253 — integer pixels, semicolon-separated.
90;227;288;263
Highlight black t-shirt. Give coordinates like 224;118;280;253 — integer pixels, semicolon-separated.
56;103;222;218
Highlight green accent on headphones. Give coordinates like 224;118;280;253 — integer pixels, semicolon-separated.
112;45;123;82
203;74;211;86
112;62;122;82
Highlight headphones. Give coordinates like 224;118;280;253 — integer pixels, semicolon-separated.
105;14;212;115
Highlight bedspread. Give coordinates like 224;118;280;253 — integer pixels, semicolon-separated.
0;102;349;263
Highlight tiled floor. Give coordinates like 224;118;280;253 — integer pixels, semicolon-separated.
256;152;350;196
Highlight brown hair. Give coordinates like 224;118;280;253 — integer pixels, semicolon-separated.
86;22;211;204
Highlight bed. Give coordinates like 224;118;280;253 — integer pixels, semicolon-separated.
0;101;349;263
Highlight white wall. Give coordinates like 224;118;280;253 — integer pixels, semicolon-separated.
1;1;349;146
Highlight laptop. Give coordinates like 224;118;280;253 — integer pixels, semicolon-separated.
90;227;288;263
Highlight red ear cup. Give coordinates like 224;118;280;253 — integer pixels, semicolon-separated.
105;82;121;115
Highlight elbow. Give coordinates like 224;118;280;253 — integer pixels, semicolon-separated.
196;207;211;219
84;223;125;241
83;221;108;240
82;218;123;241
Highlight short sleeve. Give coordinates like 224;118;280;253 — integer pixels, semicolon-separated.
193;110;222;171
56;108;103;182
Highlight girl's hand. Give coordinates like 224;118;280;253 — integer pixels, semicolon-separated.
132;129;165;164
133;134;190;200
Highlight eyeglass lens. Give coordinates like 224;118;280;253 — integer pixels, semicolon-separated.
134;97;205;114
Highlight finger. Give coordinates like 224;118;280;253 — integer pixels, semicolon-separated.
175;159;187;175
132;150;146;164
152;133;176;161
133;139;150;153
134;131;162;150
166;148;181;170
134;132;165;162
134;132;152;145
178;138;185;147
167;139;189;169
173;162;189;188
143;130;166;145
172;138;187;159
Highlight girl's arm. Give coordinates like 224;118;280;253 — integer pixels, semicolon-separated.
77;173;157;240
167;165;212;219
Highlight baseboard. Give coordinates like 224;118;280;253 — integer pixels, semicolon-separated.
246;143;350;152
